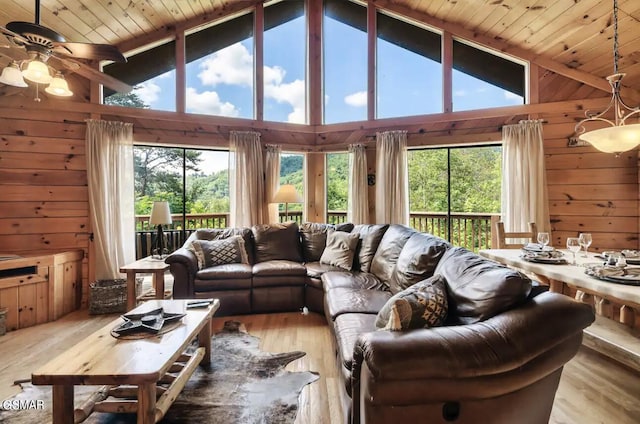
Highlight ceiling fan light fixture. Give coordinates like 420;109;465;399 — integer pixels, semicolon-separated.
575;0;640;155
0;62;28;87
22;58;52;84
45;72;73;97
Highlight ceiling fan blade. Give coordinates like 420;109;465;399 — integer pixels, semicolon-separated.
52;56;132;93
52;42;126;63
0;25;31;46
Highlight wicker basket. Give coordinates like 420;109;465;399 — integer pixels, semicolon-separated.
89;279;127;314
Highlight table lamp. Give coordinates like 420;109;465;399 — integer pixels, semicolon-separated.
149;201;172;259
272;184;302;221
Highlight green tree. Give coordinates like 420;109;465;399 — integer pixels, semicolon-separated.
104;88;148;108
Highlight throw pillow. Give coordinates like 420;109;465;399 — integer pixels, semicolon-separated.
319;230;360;270
375;274;448;331
188;235;249;270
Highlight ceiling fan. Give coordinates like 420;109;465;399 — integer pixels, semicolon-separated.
0;0;132;97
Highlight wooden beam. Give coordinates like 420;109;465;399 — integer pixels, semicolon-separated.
175;30;186;114
367;1;376;121
442;31;453;113
308;0;323;125
255;3;264;121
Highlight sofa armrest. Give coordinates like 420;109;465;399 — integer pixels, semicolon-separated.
352;291;594;382
165;247;198;298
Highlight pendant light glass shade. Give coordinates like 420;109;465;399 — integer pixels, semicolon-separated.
575;0;640;155
22;59;52;84
45;73;73;97
0;62;28;87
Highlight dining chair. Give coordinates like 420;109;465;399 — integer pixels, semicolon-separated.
495;221;538;249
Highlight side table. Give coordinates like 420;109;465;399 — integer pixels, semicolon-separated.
119;257;170;310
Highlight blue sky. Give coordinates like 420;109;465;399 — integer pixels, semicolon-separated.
131;9;523;130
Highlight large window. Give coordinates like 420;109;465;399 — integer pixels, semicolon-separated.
134;146;229;257
280;153;305;222
103;40;176;111
264;1;307;123
376;12;442;118
452;40;525;111
323;0;368;124
408;145;501;251
185;13;255;118
326;152;349;222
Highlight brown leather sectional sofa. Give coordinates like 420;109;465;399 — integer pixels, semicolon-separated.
166;221;595;424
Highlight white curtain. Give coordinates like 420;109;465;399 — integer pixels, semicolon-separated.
348;143;369;224
86;119;135;280
229;131;267;227
265;144;281;223
501;119;550;233
375;130;408;224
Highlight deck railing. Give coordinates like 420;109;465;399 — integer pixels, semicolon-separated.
134;211;498;259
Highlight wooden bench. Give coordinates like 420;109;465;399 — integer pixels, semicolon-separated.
582;315;640;372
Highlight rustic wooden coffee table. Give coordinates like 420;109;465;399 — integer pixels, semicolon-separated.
31;299;219;424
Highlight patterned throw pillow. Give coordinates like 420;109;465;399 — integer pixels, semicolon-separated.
188;235;249;270
319;230;360;270
375;274;448;331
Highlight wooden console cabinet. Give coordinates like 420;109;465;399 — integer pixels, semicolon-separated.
0;251;83;332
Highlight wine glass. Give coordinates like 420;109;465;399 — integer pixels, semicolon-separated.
537;232;550;250
567;237;581;265
578;233;592;258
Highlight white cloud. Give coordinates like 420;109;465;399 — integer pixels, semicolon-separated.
133;81;161;105
185;87;240;117
157;70;174;79
504;91;523;101
453;89;467;97
195;42;305;123
344;91;367;107
198;43;254;87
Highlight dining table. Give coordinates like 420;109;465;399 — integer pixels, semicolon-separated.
478;248;640;372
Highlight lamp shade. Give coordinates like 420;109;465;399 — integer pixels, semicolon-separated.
22;59;52;84
579;123;640;154
149;201;173;225
45;73;73;97
272;184;302;203
0;62;27;87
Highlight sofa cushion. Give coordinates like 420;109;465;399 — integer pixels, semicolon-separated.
321;271;386;292
252;222;303;263
192;227;255;264
434;247;532;324
320;230;360;270
325;287;392;321
369;225;417;284
196;263;253;280
305;261;343;279
252;260;307;276
389;232;451;294
187;236;249;269
300;222;354;262
334;313;377;371
376;274;448;331
351;224;389;273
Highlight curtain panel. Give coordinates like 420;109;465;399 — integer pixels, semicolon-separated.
229;131;267;227
501;119;551;234
86;119;135;280
348;143;369;224
265;144;282;223
375;130;409;225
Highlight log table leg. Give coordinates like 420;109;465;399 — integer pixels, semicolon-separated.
52;384;74;424
198;316;212;364
152;270;165;300
126;270;137;311
549;279;563;293
620;305;636;327
137;382;157;424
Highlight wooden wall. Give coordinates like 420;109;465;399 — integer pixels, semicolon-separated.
0;103;92;306
538;71;639;251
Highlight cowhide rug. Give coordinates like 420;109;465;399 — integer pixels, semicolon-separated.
0;321;319;424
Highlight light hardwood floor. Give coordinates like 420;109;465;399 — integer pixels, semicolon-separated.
1;310;639;423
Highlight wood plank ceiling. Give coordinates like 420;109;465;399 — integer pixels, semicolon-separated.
0;0;639;92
